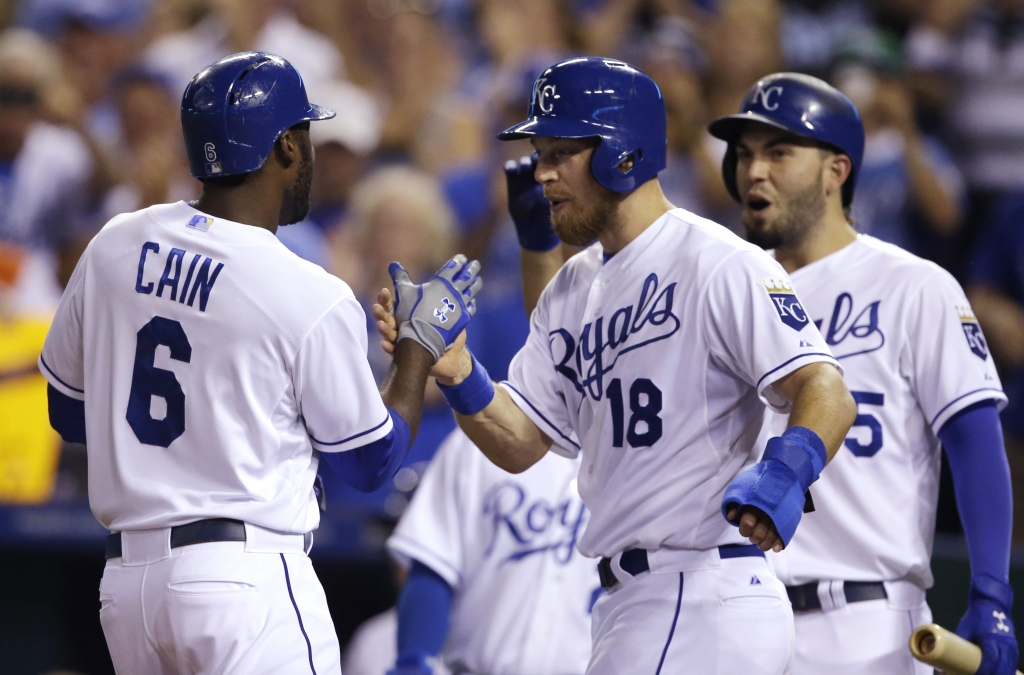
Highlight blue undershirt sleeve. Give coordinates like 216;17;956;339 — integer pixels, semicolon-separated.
321;407;411;493
47;384;86;444
396;560;453;660
939;400;1012;582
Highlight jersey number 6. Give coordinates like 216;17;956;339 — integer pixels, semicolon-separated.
126;316;192;447
607;378;663;448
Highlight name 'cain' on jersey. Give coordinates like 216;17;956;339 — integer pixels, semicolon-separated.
39;201;392;533
771;235;1006;590
388;429;599;675
502;209;840;559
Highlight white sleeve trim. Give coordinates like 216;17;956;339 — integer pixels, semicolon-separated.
499;381;581;458
38;355;85;401
930;388;1008;434
310;412;394;453
755;353;842;413
386;532;462;589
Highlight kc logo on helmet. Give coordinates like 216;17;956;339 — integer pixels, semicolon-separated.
753;83;784;111
760;278;809;331
533;78;558;114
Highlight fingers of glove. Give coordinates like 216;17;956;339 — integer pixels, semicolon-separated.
389;262;413;293
466;298;477;317
462;276;483;303
435;254;469;283
450;259;482;293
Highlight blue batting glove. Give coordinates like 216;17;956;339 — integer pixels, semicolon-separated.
504;153;559;252
955;574;1018;675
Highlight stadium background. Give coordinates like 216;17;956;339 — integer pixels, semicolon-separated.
1;0;1024;672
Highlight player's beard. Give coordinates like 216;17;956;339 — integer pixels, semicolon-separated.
280;141;314;226
743;173;826;251
550;187;623;247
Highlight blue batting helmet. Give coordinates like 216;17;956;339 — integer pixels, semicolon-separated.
181;51;335;178
497;57;667;193
708;72;864;207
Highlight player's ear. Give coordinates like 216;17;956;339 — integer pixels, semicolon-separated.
823;152;851;198
274;129;301;170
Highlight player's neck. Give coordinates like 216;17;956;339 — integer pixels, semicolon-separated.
193;180;282;234
598;179;675;255
773;203;858;274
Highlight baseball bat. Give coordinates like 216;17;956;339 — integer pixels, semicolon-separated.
909;623;1023;675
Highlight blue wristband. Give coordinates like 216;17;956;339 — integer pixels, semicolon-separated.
437;354;495;415
764;426;827;491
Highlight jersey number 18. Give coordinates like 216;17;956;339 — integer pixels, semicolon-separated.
607;378;663;448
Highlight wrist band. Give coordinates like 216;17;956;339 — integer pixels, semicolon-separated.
438;354;495;415
764;426;827;491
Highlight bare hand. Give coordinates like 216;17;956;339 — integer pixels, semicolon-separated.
373;286;474;383
726;505;784;553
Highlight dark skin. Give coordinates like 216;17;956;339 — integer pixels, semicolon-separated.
192;127;436;437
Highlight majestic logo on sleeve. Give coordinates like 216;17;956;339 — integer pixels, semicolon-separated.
958;306;989;360
759;278;809;331
549;273;679;401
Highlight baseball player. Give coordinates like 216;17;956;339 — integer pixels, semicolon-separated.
384;427;600;675
376;57;857;675
38;52;481;675
707;73;1018;674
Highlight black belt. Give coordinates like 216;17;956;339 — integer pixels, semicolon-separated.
105;518;247;559
597;545;766;591
786;581;888;611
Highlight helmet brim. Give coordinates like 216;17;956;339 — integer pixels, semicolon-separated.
497;115;611;141
303;103;336;122
707;112;793;143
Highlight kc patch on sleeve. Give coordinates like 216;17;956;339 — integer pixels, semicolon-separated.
759;278;809;331
957;305;990;360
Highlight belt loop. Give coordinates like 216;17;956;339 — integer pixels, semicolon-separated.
817;580;847;612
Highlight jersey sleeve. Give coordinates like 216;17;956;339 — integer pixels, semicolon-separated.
295;295;393;452
498;284;582;459
904;267;1007;433
39;249;88;401
387;431;471;589
702;250;840;413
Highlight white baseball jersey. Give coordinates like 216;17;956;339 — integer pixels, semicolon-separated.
502;208;839;558
39;201;391;533
772;235;1006;589
388;428;599;675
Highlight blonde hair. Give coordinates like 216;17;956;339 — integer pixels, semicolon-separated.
349;165;456;272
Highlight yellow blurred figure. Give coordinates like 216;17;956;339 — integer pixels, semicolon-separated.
0;243;60;504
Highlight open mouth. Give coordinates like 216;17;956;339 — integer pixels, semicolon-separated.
546;195;571;213
745;194;772;214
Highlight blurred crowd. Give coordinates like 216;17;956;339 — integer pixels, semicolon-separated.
1;0;1023;536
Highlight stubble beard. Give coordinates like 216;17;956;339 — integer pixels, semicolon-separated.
550;188;623;247
743;174;826;251
280;142;315;226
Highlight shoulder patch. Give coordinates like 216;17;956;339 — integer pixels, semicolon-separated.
759;278;809;331
958;306;989;360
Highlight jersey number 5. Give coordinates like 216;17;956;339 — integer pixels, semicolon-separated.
607;378;663;447
845;390;884;457
126;316;192;447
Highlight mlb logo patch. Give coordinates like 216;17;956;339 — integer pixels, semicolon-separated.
187;215;213;232
759;278;809;331
205;162;222;175
958;306;989;360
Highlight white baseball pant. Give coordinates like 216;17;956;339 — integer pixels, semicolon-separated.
98;525;341;675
